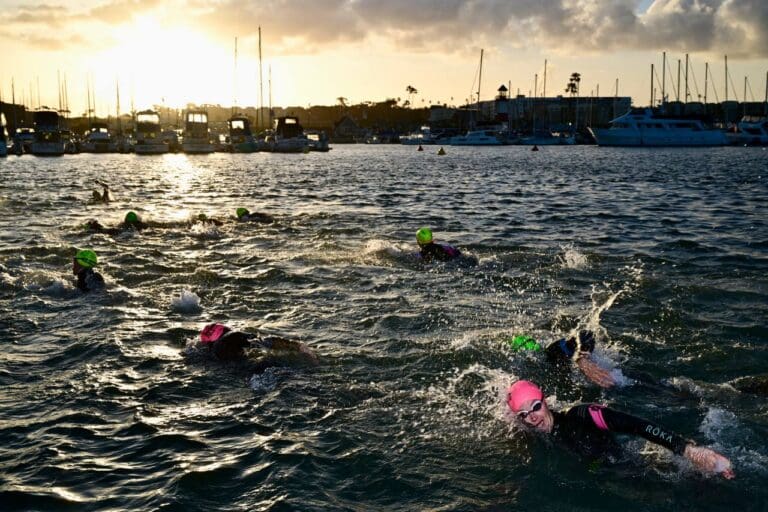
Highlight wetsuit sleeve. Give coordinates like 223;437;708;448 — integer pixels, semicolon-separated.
574;404;690;455
545;331;596;363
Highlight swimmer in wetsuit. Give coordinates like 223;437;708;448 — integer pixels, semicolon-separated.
506;380;735;478
91;181;110;203
236;207;273;224
416;227;462;263
72;249;105;292
507;330;617;388
191;323;317;373
83;211;149;235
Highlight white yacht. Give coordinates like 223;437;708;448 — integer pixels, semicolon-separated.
133;110;169;154
589;108;728;147
182;110;215;154
0;113;8;157
401;126;437;145
30;110;66;156
729;116;768;146
449;130;502;146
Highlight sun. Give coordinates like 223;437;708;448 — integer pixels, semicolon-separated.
99;15;232;110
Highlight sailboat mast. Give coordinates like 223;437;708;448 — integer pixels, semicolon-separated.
684;54;689;103
259;26;264;130
233;36;238;117
724;55;728;101
662;51;666;104
704;62;709;104
476;48;484;125
650;64;654;106
676;59;681;102
543;59;547;98
116;80;122;134
57;71;62;113
268;65;273;128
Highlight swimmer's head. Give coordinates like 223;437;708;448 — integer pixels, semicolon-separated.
507;335;542;352
506;380;543;414
74;249;98;269
124;211;140;225
416;227;433;246
197;213;208;221
200;323;231;344
236;208;249;219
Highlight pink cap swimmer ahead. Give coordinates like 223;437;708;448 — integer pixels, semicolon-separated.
507;380;544;413
200;323;230;344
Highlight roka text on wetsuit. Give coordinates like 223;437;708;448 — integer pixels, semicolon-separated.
551;404;689;460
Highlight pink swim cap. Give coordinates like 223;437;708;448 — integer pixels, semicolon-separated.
200;323;230;343
507;380;544;412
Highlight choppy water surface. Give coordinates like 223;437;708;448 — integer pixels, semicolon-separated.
1;146;767;511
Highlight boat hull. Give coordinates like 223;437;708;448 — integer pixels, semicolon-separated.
182;140;215;154
30;142;66;156
135;142;169;155
589;127;728;147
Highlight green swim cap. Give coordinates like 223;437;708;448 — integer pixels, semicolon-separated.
416;227;433;245
236;208;249;219
74;249;98;268
507;335;541;352
198;213;208;221
125;211;139;224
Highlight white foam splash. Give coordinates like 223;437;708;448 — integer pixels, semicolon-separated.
171;289;202;314
559;245;588;269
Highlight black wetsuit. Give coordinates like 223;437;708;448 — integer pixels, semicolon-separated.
552;404;689;460
76;268;105;292
239;212;273;224
207;331;297;373
419;242;460;263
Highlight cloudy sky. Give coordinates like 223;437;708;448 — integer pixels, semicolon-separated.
1;0;766;115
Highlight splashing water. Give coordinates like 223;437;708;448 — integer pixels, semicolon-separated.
171;289;202;314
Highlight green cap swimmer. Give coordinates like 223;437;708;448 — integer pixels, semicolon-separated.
236;208;249;219
506;334;542;352
416;227;433;246
124;211;139;225
74;249;98;268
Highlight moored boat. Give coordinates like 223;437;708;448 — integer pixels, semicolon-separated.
449;130;502;146
589;108;728;147
728;116;768;146
134;110;169;155
228;116;259;153
80;123;118;153
182;110;215;154
269;116;309;153
30;110;66;156
0;113;8;157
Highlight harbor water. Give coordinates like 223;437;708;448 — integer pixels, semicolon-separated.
1;146;767;511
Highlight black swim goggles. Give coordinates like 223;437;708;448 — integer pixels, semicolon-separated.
516;400;543;420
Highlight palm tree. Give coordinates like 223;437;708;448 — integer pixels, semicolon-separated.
405;85;418;108
565;73;582;131
337;97;348;108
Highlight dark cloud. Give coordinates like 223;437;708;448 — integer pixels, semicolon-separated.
0;0;765;58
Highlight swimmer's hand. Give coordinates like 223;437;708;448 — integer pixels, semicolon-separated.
576;355;616;388
684;445;735;479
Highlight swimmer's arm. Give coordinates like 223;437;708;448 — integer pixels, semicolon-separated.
575;356;616;388
589;406;691;454
259;336;316;355
584;406;734;478
683;445;735;479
